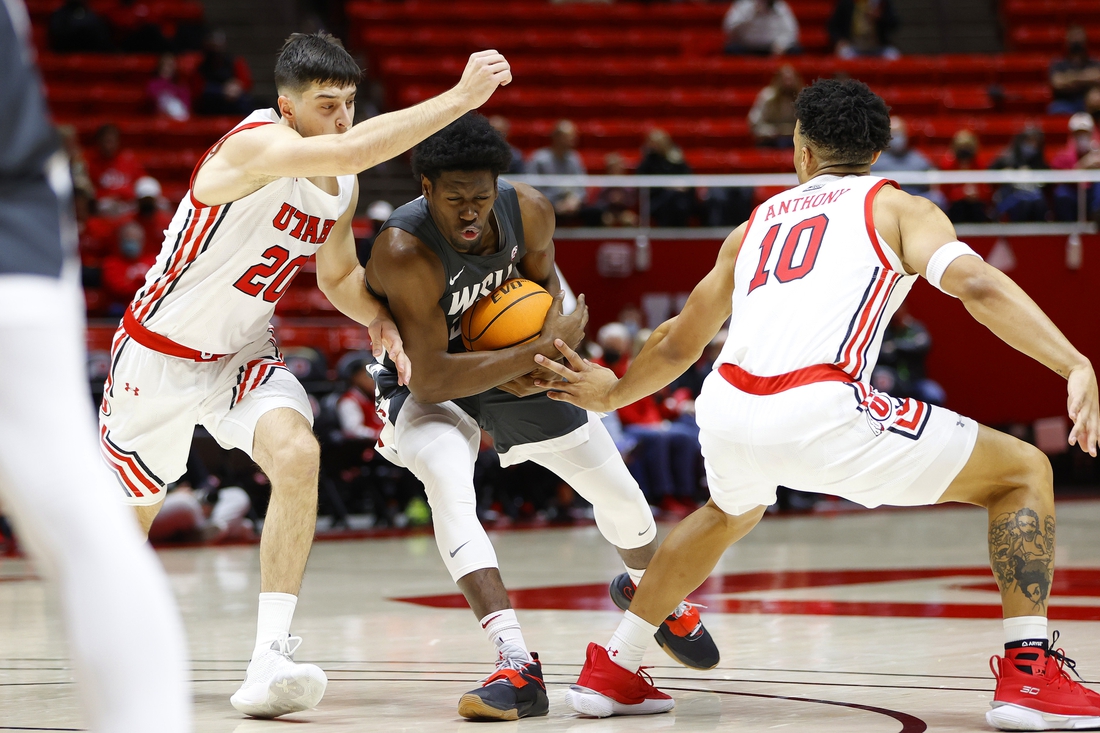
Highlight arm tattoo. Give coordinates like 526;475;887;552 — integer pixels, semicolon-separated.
989;508;1055;610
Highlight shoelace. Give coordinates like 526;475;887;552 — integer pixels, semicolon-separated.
1047;631;1086;685
273;635;304;661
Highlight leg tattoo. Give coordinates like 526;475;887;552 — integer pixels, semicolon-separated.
989;508;1055;610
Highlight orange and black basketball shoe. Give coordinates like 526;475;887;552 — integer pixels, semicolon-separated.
609;573;720;670
987;634;1100;731
457;653;549;721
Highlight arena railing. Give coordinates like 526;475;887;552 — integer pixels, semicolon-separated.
507;170;1100;242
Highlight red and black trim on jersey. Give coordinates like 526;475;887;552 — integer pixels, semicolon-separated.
864;178;900;270
833;266;902;381
130;202;232;324
229;331;286;409
100;425;165;499
103;324;130;400
849;380;932;440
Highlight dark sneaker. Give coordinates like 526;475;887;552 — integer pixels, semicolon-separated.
987;634;1100;731
609;572;720;670
457;653;549;721
565;642;675;717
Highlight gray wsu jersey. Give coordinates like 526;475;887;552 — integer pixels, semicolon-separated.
0;0;72;278
367;181;586;454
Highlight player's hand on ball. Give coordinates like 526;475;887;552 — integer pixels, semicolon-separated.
534;339;619;412
456;50;512;110
1067;362;1099;457
368;315;412;386
539;292;588;356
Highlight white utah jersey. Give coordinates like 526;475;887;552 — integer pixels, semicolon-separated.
128;109;355;355
716;174;916;381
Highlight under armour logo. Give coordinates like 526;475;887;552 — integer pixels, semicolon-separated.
608;648;619;657
124;383;140;396
275;680;292;693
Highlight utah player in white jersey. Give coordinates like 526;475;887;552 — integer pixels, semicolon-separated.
98;32;512;719
537;79;1100;729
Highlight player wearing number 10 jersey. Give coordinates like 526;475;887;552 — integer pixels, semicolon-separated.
539;79;1100;730
98;32;512;719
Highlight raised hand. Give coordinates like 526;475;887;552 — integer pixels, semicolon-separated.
455;50;512;110
533;338;619;412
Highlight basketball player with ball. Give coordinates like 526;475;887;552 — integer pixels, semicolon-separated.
364;112;718;721
97;34;513;719
536;79;1100;730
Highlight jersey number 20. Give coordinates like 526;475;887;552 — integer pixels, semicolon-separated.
747;214;829;294
233;245;310;303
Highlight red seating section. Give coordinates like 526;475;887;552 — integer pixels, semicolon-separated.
348;1;1065;174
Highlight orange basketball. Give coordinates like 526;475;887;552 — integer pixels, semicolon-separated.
460;278;554;351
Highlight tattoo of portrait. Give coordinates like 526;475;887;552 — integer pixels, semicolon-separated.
989;508;1055;610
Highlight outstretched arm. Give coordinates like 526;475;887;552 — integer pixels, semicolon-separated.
365;228;588;404
535;224;744;412
894;192;1099;455
315;179;411;384
195;51;511;203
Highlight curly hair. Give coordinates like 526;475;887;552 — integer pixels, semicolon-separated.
794;79;891;163
412;113;514;182
275;32;360;95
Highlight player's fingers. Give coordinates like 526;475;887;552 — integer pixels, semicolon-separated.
534;354;576;379
396;352;412;386
546;389;579;406
552;338;587;370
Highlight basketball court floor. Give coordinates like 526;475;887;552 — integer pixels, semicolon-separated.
2;499;1099;732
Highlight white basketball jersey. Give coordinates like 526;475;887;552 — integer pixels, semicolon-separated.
715;174;916;382
128;109;355;355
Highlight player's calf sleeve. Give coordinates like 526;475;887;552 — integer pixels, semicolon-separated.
529;417;656;550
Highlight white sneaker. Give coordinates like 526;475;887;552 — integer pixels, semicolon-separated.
230;636;327;718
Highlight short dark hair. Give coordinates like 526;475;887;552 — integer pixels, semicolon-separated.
411;113;514;182
794;79;891;164
274;32;361;95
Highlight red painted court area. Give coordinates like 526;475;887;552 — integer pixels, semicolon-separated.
396;567;1100;620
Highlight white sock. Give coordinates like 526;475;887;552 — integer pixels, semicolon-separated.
625;565;645;587
1004;616;1048;647
480;609;530;663
255;592;297;655
606;611;657;673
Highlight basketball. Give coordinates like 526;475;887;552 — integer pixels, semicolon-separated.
460;278;554;351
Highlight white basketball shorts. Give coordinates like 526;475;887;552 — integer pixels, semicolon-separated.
695;370;979;515
98;326;312;505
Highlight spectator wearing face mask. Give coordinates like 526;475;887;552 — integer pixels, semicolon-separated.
871;116;946;210
130;177;172;247
102;221;157;316
990;126;1049;223
1051;113;1100;221
723;0;801;56
1049;25;1100;115
939;130;992;223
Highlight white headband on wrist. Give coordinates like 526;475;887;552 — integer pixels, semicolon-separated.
925;240;982;296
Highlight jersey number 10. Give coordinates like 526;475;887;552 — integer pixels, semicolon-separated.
747;214;829;294
233;245;310;303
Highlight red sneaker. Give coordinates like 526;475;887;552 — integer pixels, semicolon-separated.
987;637;1100;731
565;642;675;718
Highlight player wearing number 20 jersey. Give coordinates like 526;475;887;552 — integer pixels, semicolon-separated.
131;109;355;356
100;108;353;503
